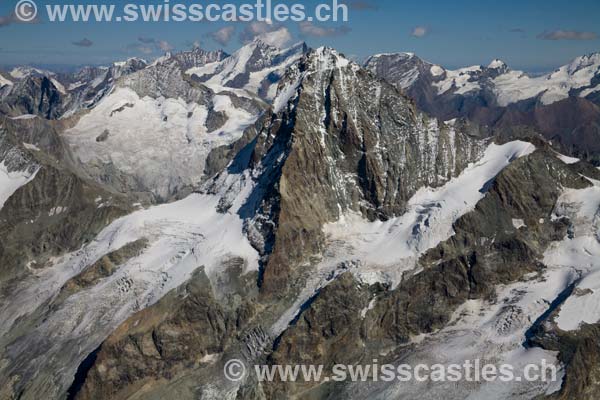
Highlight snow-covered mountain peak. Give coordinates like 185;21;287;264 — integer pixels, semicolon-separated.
566;52;600;75
113;57;147;68
310;46;353;70
368;50;600;107
185;38;307;101
364;52;433;89
9;66;55;80
487;58;509;71
149;52;174;67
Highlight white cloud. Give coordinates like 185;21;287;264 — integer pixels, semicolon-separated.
240;22;292;48
138;46;153;55
240;21;278;42
126;37;172;55
537;30;598;41
210;26;235;46
299;22;351;37
411;26;428;38
157;40;174;52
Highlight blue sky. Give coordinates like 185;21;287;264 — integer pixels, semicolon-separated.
1;0;599;71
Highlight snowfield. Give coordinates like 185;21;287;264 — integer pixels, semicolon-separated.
354;266;572;400
0;161;38;210
546;179;600;331
493;53;600;106
434;65;483;95
0;74;13;87
63;87;258;198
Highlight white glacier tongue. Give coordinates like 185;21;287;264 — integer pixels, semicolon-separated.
0;189;259;336
323;140;536;285
546;178;600;331
368;265;570;400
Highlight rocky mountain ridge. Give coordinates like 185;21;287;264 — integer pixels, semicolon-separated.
1;37;600;400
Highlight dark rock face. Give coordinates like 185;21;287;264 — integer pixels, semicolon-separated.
254;148;592;397
235;48;487;294
0;124;39;175
495;97;600;164
532;323;600;400
264;273;374;398
118;60;214;104
70;268;258;400
0;165;130;278
0;76;64;119
0;120;131;283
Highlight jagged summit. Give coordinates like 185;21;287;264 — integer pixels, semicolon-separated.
487;58;509;70
307;46;354;71
566;51;600;74
366;51;600;104
185;36;308;100
9;66;55;80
